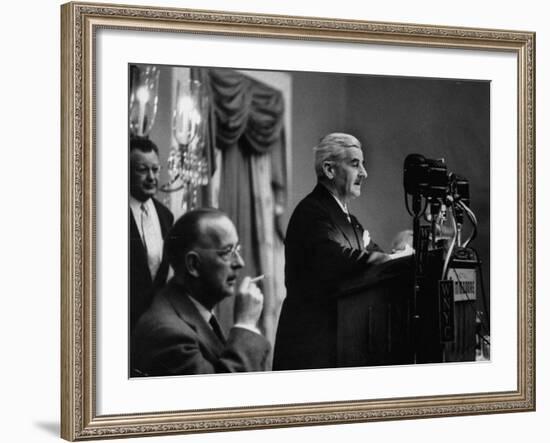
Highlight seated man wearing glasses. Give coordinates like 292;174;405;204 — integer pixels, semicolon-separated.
131;208;270;376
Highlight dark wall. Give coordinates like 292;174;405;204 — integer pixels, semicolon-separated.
288;72;347;210
290;72;490;304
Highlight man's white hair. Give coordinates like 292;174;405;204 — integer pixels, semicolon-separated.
313;132;362;179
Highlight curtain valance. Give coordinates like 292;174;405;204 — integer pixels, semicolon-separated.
209;69;285;154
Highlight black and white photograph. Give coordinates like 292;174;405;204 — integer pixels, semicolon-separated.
57;2;536;440
128;64;491;377
3;0;548;441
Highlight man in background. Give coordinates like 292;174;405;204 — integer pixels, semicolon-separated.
132;208;270;375
274;133;410;370
129;137;174;331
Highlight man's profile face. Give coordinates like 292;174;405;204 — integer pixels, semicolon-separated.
130;149;160;202
196;216;245;303
331;147;367;201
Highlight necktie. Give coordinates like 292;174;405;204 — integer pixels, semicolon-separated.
343;205;352;224
140;204;149;253
209;315;226;343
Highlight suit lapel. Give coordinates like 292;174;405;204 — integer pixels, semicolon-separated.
129;209;141;241
312;185;362;250
129;210;153;279
349;214;365;250
152;198;171;238
165;284;224;357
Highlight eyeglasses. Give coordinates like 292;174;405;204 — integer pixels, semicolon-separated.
197;244;242;262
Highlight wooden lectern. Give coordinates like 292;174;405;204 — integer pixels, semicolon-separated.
336;251;478;367
336;256;415;367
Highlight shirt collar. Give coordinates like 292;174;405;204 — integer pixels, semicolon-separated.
326;189;349;215
318;183;349;215
187;295;213;323
129;195;153;212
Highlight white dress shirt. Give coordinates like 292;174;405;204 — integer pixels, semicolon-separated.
130;196;163;280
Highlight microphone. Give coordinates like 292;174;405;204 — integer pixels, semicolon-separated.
403;153;427;196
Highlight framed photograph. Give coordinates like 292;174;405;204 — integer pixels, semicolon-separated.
61;1;535;440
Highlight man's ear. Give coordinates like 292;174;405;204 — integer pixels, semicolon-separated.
322;161;334;180
184;251;201;278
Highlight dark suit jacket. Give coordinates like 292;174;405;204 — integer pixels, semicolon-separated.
273;184;382;370
129;197;174;331
131;280;271;376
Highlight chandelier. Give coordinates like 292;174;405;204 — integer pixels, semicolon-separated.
161;77;210;210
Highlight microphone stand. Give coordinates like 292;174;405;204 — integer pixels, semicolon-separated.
411;193;423;364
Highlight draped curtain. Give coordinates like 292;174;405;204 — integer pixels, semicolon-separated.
207;69;287;365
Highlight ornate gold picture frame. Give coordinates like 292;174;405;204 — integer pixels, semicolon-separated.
61;1;535;440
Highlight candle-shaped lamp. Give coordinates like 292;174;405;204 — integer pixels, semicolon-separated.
129;65;160;137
